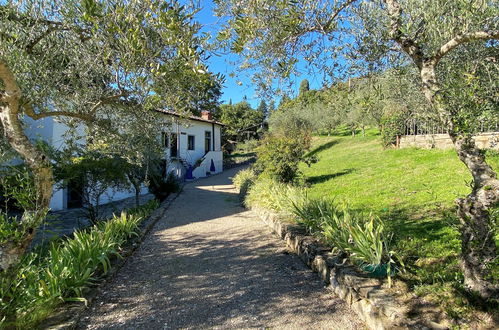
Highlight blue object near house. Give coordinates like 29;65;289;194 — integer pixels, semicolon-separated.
186;165;194;180
210;159;216;172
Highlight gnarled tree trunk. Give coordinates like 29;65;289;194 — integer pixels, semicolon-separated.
0;59;53;271
421;63;498;299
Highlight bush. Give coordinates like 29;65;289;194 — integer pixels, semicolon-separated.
380;112;406;147
0;199;158;328
245;177;305;213
243;177;400;282
0;165;37;212
254;133;310;183
232;168;257;200
234;139;259;154
290;196;337;235
148;171;180;202
55;153;130;223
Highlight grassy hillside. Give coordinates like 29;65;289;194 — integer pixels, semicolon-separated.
300;131;499;318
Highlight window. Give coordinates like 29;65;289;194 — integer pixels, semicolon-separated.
205;131;211;153
170;133;178;157
187;135;195;150
161;132;168;148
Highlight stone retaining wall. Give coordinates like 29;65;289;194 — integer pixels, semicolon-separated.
399;132;499;150
254;208;451;330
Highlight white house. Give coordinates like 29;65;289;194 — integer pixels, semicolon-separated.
159;110;224;181
21;110;224;211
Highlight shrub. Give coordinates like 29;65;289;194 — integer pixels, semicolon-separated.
0;199;158;328
254;133;310;183
148;171;180;202
289;196;337;235
232;168;257;200
55;153;130;223
234;139;259;154
245;177;305;213
243;176;400;283
380;111;406;147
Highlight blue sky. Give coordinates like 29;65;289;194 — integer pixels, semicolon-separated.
194;0;324;108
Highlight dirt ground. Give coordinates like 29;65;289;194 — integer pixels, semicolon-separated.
77;167;364;329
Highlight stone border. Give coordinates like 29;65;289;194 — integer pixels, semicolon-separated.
40;185;184;330
253;208;449;330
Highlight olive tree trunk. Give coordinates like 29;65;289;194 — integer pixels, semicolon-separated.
0;60;53;271
421;63;498;299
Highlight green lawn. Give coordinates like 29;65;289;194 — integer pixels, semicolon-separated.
300;131;499;318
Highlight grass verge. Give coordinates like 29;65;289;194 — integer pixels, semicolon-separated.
301;133;499;320
0;199;159;329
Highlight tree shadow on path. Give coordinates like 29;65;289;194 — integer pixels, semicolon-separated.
76;167;362;330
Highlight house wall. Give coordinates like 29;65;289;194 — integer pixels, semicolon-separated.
18;114;223;211
165;120;222;165
164;118;223;179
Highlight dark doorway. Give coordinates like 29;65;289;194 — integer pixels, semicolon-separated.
205;131;211;154
67;178;84;209
170;133;178;158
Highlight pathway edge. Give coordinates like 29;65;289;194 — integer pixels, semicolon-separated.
40;185;185;330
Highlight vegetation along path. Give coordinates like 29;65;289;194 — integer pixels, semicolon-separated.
77;167;363;329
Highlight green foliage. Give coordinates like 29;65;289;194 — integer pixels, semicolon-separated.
148;171;180;202
215;101;265;144
0;199;158;328
0;166;37;212
55;151;130;223
299;79;310;96
245;177;304;213
380;111;406;147
233;139;259;154
0;214;24;246
254;113;312;183
232;168;257;200
243;174;399;281
290;196;337;234
254;132;310;183
256;99;268;119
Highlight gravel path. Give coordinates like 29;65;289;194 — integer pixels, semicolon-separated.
77;167;364;330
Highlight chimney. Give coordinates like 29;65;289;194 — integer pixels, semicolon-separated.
201;110;212;121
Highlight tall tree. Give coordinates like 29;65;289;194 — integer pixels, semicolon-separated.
268;99;276;113
299;79;310;96
0;0;214;271
215;0;499;299
257;99;268;119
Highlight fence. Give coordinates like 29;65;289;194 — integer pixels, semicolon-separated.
403;118;499;136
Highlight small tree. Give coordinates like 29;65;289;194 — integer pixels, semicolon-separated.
256;116;312;183
56;151;129;224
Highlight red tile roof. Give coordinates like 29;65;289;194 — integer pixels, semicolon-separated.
155;109;225;126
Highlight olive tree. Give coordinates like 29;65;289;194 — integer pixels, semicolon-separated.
0;0;215;271
215;0;498;299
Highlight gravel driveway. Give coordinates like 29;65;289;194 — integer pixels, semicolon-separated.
77;167;364;329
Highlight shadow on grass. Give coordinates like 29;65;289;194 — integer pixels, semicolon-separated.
306;169;355;184
228;152;256;158
306;140;339;158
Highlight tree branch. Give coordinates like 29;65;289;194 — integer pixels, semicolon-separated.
25;26;71;54
21;93;129;122
384;0;425;69
433;30;499;65
323;0;359;32
22;102;95;122
0;59;22;102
